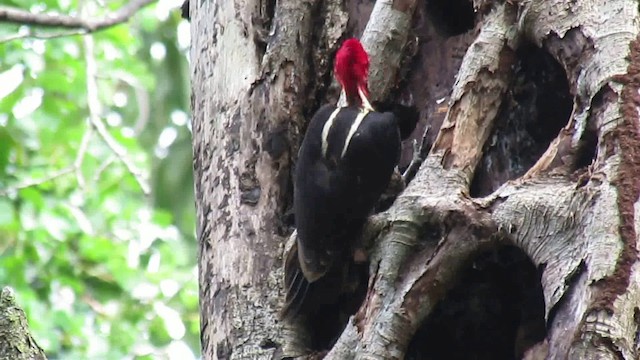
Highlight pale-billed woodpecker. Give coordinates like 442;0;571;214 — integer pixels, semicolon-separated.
281;38;417;321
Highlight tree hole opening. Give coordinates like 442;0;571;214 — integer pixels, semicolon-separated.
425;0;475;37
406;246;546;360
571;86;607;172
470;42;573;197
573;120;598;171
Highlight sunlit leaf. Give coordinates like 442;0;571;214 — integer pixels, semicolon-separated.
0;198;14;226
148;315;171;346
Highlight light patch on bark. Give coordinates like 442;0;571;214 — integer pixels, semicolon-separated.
359;0;415;102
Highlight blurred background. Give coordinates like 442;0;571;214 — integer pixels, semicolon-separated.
0;0;198;358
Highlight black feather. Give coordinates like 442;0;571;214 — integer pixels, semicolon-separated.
283;104;402;321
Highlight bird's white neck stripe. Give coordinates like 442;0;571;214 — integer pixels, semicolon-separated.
358;86;374;112
321;107;343;158
341;108;370;158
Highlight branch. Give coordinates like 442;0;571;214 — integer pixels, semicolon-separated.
326;196;501;359
83;30;151;195
0;127;93;197
92;156;116;183
74;126;93;189
402;125;431;184
0;167;74;197
0;0;155;32
0;28;87;43
114;73;151;135
95;72;151;135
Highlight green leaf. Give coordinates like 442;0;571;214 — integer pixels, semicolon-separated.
19;187;44;209
0;1;199;357
0;199;14;226
148;315;171;346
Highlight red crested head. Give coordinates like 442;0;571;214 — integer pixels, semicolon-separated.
334;38;370;107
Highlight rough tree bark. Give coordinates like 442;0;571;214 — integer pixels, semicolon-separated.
0;287;47;360
191;0;640;359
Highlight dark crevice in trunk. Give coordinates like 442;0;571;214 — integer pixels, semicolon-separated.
401;0;477;168
379;35;423;170
253;0;276;59
573;118;598;171
305;1;340;120
548;258;587;329
265;0;276;25
424;0;475;37
180;0;190;20
470;41;573;197
406;246;546;360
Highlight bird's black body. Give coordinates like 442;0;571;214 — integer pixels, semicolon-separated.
295;105;401;278
281;104;402;319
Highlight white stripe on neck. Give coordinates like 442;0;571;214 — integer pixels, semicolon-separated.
321;107;343;158
341;108;370;158
337;88;348;108
358;86;374;112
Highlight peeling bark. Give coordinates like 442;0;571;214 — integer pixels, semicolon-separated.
192;0;640;359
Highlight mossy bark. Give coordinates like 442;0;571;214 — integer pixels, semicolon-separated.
0;287;47;360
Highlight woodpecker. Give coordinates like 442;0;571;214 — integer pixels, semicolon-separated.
281;38;416;321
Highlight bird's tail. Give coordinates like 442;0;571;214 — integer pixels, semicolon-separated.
280;241;311;320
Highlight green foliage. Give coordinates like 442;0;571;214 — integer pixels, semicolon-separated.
0;0;198;358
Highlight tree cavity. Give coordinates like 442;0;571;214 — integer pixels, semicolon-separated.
406;246;546;360
470;42;573;197
425;0;475;37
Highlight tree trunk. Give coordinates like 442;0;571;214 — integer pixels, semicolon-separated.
0;287;47;360
190;0;640;359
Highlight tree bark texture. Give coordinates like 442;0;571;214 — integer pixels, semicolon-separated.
0;287;47;360
191;0;640;359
